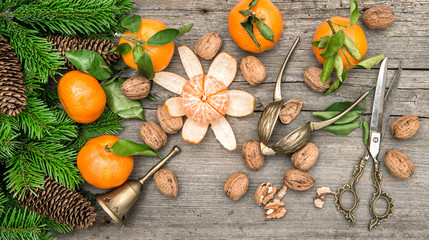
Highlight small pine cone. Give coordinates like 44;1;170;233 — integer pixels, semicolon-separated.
47;35;121;70
17;177;96;229
0;38;27;116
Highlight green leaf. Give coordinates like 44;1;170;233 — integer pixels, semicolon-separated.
349;0;359;26
136;52;155;80
356;54;386;69
324;102;364;112
103;42;132;55
102;81;145;120
241;18;262;51
363;120;370;146
313;111;361;125
342;69;349;82
65;49;111;81
312;36;331;49
239;10;252;16
249;0;258;9
110;140;161;158
334;52;343;81
146;29;179;46
178;23;194;38
325;78;343;95
323;121;361;135
120;15;142;33
256;20;274;42
320;29;345;58
145;94;157;102
343;36;361;60
321;54;335;83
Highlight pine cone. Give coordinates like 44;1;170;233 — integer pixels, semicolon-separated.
18;177;96;229
0;38;27;117
47;35;121;70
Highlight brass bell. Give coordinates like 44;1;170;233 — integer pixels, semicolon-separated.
96;146;181;227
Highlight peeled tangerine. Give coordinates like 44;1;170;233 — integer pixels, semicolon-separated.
153;46;255;150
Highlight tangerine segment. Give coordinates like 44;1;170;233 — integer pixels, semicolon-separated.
153;72;188;95
207;52;237;87
182;118;209;144
211;116;237;151
181;74;230;124
178;46;204;79
165;97;185;117
226;90;255;117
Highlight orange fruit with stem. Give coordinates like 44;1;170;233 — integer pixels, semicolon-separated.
313;16;367;70
229;0;283;53
119;18;174;72
57;70;106;124
77;135;134;189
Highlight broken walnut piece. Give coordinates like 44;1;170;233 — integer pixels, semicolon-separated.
314;186;335;208
264;199;286;219
277;184;288;201
254;182;277;206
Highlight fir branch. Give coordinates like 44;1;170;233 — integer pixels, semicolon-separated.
12;0;135;36
76;110;124;148
42;110;79;143
0;21;64;83
0;116;20;160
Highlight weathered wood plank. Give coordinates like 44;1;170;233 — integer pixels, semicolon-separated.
64;0;428;239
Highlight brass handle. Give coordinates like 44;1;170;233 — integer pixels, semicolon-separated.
335;157;367;225
138;146;181;184
369;162;394;231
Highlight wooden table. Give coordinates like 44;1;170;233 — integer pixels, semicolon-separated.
66;0;429;239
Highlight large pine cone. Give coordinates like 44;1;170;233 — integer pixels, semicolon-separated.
47;35;121;70
0;38;27;117
18;177;96;229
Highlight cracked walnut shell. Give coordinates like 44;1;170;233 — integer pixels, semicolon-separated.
303;67;331;93
284;168;315;191
290;142;319;171
140;121;167;150
264;199;286;219
154;169;178;198
194;32;222;60
241;140;264;170
279;99;303;124
121;76;151;100
384;150;415;180
240;56;266;86
391;115;420;139
254;182;277;206
157;105;183;134
224;172;249;201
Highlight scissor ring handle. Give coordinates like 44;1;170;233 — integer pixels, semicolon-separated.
369;162;394;231
335;157;367;226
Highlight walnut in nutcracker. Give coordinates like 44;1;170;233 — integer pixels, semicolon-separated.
241;140;264;170
303;67;331;93
154;169;179;198
224;172;249;201
290;142;319;171
157;105;183;134
391;115;420;139
240;56;266;86
140;121;167;150
194;33;222;60
279;99;303;124
121;76;151;100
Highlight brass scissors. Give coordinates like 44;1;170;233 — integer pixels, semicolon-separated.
335;58;402;230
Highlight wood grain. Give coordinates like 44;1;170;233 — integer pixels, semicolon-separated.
65;0;429;239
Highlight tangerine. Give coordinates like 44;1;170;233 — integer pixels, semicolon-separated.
77;135;134;189
229;0;283;53
57;70;106;124
119;18;174;72
313;16;367;70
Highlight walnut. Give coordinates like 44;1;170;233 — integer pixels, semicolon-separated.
121;76;151;100
241;140;264;170
254;182;277;206
224;172;249;201
384;150;415;180
240;56;266;86
157;105;183;134
391;115;420;139
314;187;335;208
362;5;395;30
279;99;303;124
303;67;331;93
290;142;319;171
264;199;286;219
194;32;222;60
153;169;178;198
284;168;315;191
277;184;288;201
139;121;167;150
